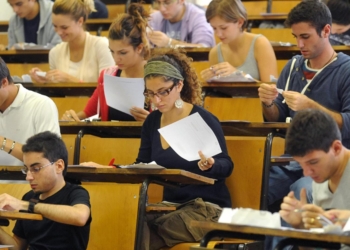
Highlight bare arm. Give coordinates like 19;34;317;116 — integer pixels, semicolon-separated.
254;35;278;82
0;136;24;163
0;229;27;250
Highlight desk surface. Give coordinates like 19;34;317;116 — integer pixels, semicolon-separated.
22;82;97;97
191;221;350;245
59;121;288;138
0;210;43;221
0;166;215;185
202;81;262;97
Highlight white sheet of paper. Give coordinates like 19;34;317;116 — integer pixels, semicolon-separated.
158;112;222;161
104;74;145;116
207;71;256;83
343;218;350;232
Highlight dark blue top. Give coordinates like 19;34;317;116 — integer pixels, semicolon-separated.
136;105;233;208
89;0;108;19
23;13;40;44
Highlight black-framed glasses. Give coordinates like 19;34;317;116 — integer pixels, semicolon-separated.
143;82;177;99
22;162;54;175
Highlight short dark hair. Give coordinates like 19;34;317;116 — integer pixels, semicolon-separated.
327;0;350;25
22;131;68;175
285;0;332;36
0;57;13;86
286;109;341;157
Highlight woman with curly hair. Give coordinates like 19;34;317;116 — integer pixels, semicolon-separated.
138;49;233;250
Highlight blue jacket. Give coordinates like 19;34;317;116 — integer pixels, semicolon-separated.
274;53;350;148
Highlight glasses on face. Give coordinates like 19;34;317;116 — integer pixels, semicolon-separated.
22;162;54;175
144;82;177;99
154;0;177;8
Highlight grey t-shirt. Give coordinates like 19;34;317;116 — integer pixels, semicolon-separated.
165;20;182;41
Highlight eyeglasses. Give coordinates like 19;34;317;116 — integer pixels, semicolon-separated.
154;0;177;8
144;82;177;99
22;162;54;175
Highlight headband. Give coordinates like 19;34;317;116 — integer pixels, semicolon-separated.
144;61;184;80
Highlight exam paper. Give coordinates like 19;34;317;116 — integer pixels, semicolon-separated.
158;112;222;161
13;43;54;50
104;74;145;116
207;71;256;83
119;161;165;169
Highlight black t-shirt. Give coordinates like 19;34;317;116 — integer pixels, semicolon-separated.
23;13;40;44
13;183;91;250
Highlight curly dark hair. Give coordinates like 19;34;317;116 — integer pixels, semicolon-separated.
145;49;202;105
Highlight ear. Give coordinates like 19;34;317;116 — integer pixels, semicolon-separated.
237;18;244;30
0;78;9;88
136;43;144;54
77;16;84;27
323;24;331;38
178;0;185;5
55;159;65;174
176;80;184;93
331;140;343;156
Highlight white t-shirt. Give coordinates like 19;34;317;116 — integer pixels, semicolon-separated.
0;84;60;166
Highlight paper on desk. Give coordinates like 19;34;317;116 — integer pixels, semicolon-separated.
104;74;145;116
13;43;54;50
158;112;222;161
207;71;256;83
219;208;281;228
119;161;165;169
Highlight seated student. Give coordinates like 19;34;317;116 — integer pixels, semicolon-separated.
279;109;350;248
0;57;60;166
200;0;277;82
61;3;150;122
327;0;350;45
148;0;215;48
0;0;61;51
0;131;92;249
30;0;115;83
82;49;234;249
51;0;108;19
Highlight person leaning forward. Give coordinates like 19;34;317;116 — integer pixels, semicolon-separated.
0;131;91;250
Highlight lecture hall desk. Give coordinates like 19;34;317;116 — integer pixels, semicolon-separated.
0;166;214;250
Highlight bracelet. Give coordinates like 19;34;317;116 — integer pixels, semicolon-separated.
262;101;274;108
8;141;15;154
167;38;172;47
0;137;6;151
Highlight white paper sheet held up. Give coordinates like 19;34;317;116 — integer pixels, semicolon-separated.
104;74;145;116
158;112;222;161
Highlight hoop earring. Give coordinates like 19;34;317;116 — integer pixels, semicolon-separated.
175;98;183;109
151;102;156;110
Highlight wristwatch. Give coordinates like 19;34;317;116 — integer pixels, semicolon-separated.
28;199;38;213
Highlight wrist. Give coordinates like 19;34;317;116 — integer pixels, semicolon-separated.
262;101;274;108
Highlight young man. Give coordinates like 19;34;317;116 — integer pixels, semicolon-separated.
0;57;60;166
2;0;61;50
258;0;350;209
148;0;215;48
0;131;92;249
280;109;350;233
326;0;350;45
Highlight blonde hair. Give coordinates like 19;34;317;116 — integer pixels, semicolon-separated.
108;3;151;59
206;0;248;30
53;0;96;22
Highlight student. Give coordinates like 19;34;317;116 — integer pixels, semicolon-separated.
200;0;277;82
30;0;115;83
148;0;215;48
82;49;234;249
280;109;350;243
61;3;150;122
0;0;61;51
0;57;59;166
327;0;350;45
0;131;91;249
51;0;109;19
258;0;350;211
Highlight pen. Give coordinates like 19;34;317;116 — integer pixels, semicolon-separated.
108;158;115;167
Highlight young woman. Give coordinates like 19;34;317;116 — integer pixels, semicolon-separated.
30;0;115;83
200;0;277;82
61;3;151;121
82;49;234;249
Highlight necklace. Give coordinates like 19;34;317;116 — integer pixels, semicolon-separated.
307;50;336;69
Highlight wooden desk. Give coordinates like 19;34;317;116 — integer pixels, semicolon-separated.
202;82;262;98
0;166;214;250
21;82;97;97
191;221;350;249
0;50;49;63
0;210;43;221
